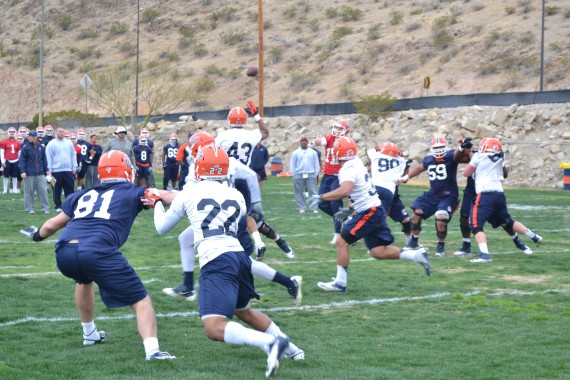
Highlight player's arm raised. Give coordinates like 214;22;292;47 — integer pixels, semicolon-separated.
246;100;269;140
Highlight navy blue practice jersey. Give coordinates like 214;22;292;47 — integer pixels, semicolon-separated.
422;149;459;199
58;182;145;251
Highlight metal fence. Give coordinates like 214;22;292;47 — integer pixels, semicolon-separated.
1;89;569;130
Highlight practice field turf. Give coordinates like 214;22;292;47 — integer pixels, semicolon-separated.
1;178;569;379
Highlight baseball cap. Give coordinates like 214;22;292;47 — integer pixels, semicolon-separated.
29;130;38;136
300;136;308;142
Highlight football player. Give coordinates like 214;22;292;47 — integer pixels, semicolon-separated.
0;127;22;194
153;145;302;376
161;133;179;190
399;135;471;257
75;129;93;191
215;100;269;167
463;138;543;263
84;133;103;189
135;127;156;187
21;150;176;360
311;137;430;293
311;119;350;244
133;135;152;187
43;125;55;145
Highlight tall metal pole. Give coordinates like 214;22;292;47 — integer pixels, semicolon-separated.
39;0;45;127
135;0;140;125
257;0;264;116
540;0;545;92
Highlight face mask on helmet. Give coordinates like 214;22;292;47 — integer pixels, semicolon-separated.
77;129;86;140
331;119;350;137
140;128;149;137
430;136;448;159
37;127;45;137
8;127;16;137
189;132;215;159
45;125;54;136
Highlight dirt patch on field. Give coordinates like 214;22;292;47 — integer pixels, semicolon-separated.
502;275;551;284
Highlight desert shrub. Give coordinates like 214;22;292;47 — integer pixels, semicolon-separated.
58;15;72;31
141;8;160;23
109;22;129;36
353;92;397;120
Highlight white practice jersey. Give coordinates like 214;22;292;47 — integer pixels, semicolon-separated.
338;158;381;213
227;157;262;203
215;128;262;166
367;149;407;194
169;180;246;268
469;152;505;194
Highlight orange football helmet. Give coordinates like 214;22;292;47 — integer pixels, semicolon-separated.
188;131;215;159
64;130;71;139
98;150;133;183
70;133;77;142
333;136;357;161
19;126;29;136
331;119;350;137
77;128;86;140
16;133;24;143
7;127;16;137
140;127;149;137
227;107;248;127
45;125;54;136
194;144;229;181
479;137;502;154
378;142;401;158
169;133;178;142
430;135;448;160
36;126;45;137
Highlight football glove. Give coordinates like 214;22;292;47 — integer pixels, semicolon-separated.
246;100;258;117
141;188;162;209
334;207;353;223
308;194;322;210
460;137;473;150
20;226;44;241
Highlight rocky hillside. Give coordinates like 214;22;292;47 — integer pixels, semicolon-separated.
1;0;570;123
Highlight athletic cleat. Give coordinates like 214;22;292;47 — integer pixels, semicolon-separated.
283;336;305;360
265;336;288;378
317;280;347;293
435;243;445;257
531;234;543;247
146;351;176;361
470;253;493;263
404;238;420;250
276;238;294;258
453;243;471;256
513;237;532;255
162;284;197;301
414;248;431;276
255;243;267;261
288;276;303;305
83;330;106;346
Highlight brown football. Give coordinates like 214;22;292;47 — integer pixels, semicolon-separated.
246;66;258;77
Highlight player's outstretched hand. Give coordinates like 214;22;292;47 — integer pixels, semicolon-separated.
246;100;258;117
334;207;353;223
460;137;473;150
308;194;321;210
20;226;38;240
141;188;162;209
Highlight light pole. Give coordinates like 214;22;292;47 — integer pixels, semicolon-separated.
39;0;45;127
134;0;140;126
539;0;545;92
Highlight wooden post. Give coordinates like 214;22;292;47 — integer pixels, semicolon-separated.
258;0;264;116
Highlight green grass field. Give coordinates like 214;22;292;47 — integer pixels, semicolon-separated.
1;177;569;379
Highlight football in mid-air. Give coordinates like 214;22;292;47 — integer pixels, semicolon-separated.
246;66;258;77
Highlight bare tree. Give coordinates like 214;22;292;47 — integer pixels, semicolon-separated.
88;63;192;135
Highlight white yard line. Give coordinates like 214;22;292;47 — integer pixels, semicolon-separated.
0;288;566;328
